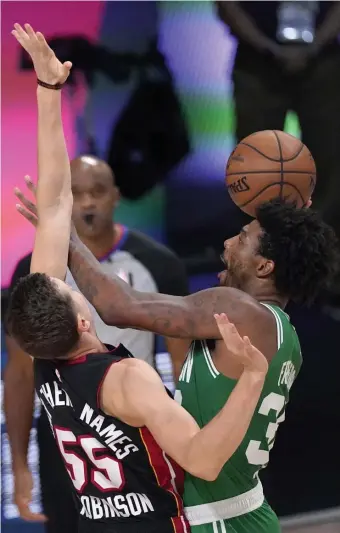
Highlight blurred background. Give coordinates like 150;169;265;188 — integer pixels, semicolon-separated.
1;2;340;533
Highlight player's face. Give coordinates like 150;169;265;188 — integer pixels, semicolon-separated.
219;220;272;290
71;166;118;239
51;278;94;332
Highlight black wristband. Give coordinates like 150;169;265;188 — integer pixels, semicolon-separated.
37;79;64;90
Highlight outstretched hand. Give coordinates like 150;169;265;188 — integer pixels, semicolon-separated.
214;313;268;375
12;23;72;85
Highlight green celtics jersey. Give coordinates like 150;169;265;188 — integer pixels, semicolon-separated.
176;304;302;509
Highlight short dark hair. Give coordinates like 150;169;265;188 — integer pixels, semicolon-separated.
5;273;80;359
256;199;339;305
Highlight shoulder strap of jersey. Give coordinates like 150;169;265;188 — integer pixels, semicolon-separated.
58;344;133;410
260;303;286;350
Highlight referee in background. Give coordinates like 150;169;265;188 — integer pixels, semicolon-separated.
4;155;188;533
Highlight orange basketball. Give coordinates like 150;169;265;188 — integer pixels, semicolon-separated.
226;130;316;217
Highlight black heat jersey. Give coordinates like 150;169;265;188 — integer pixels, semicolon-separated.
34;345;189;533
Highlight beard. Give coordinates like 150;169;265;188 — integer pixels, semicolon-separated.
219;257;247;290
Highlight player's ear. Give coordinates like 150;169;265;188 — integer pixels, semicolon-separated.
257;258;274;278
77;314;91;333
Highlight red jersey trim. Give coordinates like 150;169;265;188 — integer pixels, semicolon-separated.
96;358;121;410
64;344;121;366
139;427;187;531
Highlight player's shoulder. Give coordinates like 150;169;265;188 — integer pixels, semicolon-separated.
206;287;279;360
202;286;276;325
101;356;161;419
106;356;157;385
199;285;266;311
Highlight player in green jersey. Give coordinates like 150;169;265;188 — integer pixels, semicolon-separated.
177;304;301;533
15;184;338;532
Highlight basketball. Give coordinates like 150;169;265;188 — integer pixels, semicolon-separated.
226;130;316;217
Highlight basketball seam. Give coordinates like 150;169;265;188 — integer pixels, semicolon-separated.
226;170;316;177
239;142;281;162
272;130;284;198
290;142;305;161
239;139;307;163
238;181;305;208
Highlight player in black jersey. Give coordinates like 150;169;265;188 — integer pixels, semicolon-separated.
6;23;270;533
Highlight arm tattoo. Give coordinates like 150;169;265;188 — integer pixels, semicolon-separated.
68;235;254;339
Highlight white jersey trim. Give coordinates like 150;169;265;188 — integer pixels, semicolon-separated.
184;480;264;525
261;303;283;350
202;340;220;378
179;344;194;383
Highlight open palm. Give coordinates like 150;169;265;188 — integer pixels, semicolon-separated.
12;23;72;85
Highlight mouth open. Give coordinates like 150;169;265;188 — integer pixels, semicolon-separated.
83;214;95;226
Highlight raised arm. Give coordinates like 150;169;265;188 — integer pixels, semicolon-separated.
68;231;273;350
12;23;72;279
101;315;268;480
16;186;275;356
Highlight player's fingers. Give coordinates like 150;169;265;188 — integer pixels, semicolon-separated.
16;204;38;227
11;29;29;50
243;336;264;358
36;31;49;47
24;175;37;196
243;336;251;347
214;314;245;355
242;336;253;354
226;322;244;344
243;336;268;372
14;188;37;215
24;24;39;42
12;24;31;49
214;314;232;342
214;313;230;325
217;323;244;354
36;31;54;57
13;23;29;40
63;61;73;71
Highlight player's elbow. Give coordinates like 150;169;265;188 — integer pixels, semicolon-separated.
184;446;232;481
184;449;223;481
203;470;220;482
196;469;220;482
186;463;220;482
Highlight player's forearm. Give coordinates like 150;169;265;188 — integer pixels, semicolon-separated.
185;370;265;480
216;1;276;53
30;86;72;278
69;231;257;340
36;86;71;211
69;230;137;320
69;236;213;336
3;339;34;470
